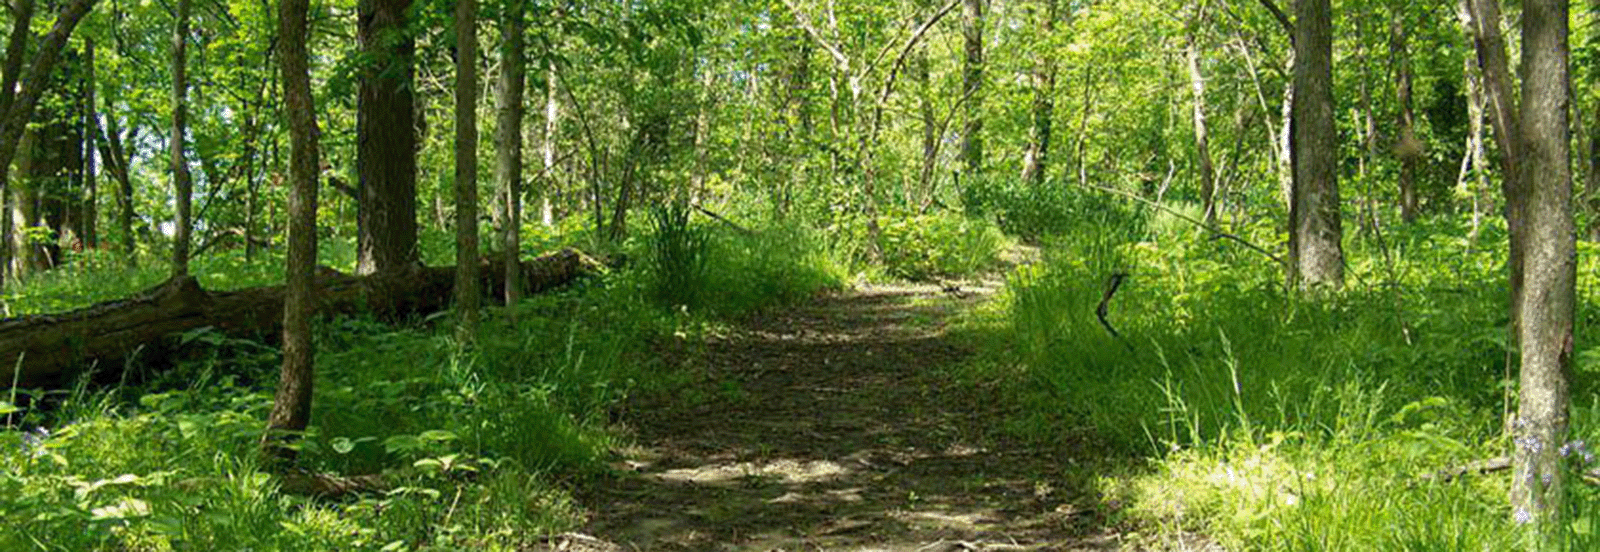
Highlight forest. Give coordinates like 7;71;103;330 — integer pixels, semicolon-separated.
0;0;1597;548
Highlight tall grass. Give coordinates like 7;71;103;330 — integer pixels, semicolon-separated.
972;204;1600;550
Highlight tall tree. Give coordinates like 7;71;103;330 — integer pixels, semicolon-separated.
1588;100;1600;241
497;0;525;312
1508;0;1574;535
356;0;419;275
1390;9;1421;222
1185;0;1214;223
0;0;93;285
263;0;320;460
100;115;137;264
453;0;479;340
959;0;983;176
1288;0;1343;287
81;38;96;250
1020;0;1056;187
540;57;559;227
170;0;193;276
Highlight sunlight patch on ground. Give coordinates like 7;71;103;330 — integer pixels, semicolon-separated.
654;458;853;485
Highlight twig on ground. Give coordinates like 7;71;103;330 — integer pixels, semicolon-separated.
1422;456;1600;485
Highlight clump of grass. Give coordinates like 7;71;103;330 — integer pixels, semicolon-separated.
972;206;1600;549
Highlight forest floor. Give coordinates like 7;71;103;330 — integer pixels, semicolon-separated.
550;280;1170;551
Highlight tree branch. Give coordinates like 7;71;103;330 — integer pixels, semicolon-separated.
780;0;850;70
1081;183;1286;267
1256;0;1293;35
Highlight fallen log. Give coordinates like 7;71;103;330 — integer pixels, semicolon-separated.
0;248;602;388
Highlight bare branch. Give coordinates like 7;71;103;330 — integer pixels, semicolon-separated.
780;0;850;70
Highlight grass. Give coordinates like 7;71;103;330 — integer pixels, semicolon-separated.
0;218;843;551
964;200;1600;550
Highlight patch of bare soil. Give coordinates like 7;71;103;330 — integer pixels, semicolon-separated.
563;282;1134;551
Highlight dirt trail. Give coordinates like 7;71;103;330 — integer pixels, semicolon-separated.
564;282;1125;551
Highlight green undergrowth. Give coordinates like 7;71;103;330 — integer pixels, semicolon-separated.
964;202;1600;550
0;221;842;551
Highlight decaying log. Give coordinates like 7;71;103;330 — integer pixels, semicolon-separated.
0;248;601;388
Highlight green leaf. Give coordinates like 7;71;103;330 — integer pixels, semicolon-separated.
331;437;355;454
0;401;18;415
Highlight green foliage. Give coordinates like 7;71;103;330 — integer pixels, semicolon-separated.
873;211;1009;281
0;214;846;550
645;204;710;309
966;211;1600;550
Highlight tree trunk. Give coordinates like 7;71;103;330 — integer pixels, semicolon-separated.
1391;13;1421;222
540;59;558;227
356;0;419;275
0;0;94;283
263;0;319;461
497;0;525;312
170;0;192;277
1277;52;1293;210
1185;6;1215;224
82;38;96;250
1020;0;1056;188
914;36;936;199
0;249;598;390
959;0;983;177
1458;27;1491;242
101;118;137;264
1588;98;1600;242
1289;0;1343;288
453;0;479;341
1509;0;1573;534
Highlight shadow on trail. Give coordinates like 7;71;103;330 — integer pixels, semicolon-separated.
563;284;1126;551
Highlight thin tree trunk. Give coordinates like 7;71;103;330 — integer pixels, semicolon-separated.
453;0;480;341
82;38;96;250
915;39;937;198
1587;98;1600;242
959;0;983;176
1509;0;1573;534
1021;0;1056;187
1278;52;1293;210
263;0;319;462
1185;4;1215;224
170;0;193;276
105;121;137;264
1391;13;1421;222
356;0;419;275
1462;41;1491;243
0;0;35;284
1289;0;1343;287
497;0;524;312
541;59;558;227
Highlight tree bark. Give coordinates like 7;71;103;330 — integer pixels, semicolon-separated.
81;38;96;250
356;0;419;275
496;0;525;313
1288;0;1343;288
1391;13;1421;222
263;0;319;462
170;0;192;277
1277;52;1293;210
1509;0;1573;534
959;0;983;177
453;0;479;341
0;249;599;389
100;118;137;264
0;0;95;283
540;60;558;227
1588;98;1600;242
1020;0;1056;188
1185;3;1215;224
